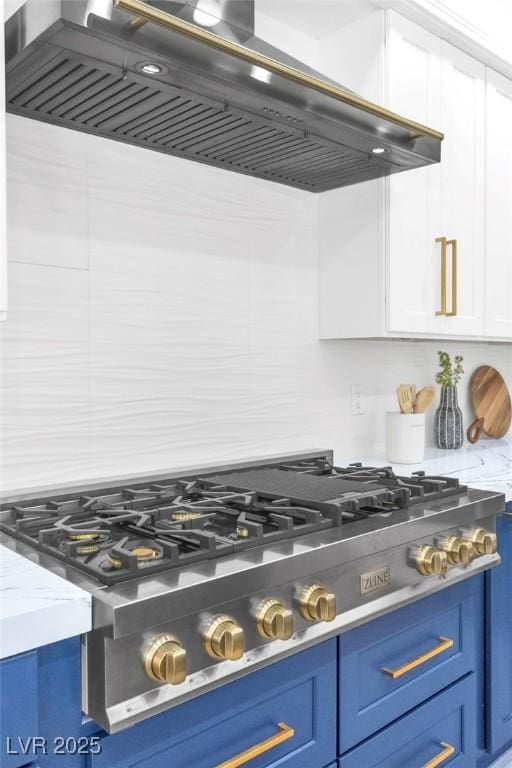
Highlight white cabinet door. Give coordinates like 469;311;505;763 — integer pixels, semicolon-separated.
385;13;443;335
485;69;512;339
385;14;485;338
436;42;485;336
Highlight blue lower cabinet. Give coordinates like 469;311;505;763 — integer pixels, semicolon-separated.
0;637;82;768
340;674;477;768
339;577;482;753
87;639;337;768
486;506;512;756
0;651;38;768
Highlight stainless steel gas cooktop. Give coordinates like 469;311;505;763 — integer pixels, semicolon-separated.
0;458;468;584
0;450;504;733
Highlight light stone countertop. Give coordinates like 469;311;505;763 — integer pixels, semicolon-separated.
0;540;91;660
335;436;512;502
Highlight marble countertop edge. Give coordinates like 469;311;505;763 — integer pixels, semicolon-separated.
0;543;92;660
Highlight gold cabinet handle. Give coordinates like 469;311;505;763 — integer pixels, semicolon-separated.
435;237;457;317
435;236;447;316
381;636;454;679
445;238;457;317
215;723;294;768
422;742;456;768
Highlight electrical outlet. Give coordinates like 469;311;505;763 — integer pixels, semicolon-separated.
351;385;364;415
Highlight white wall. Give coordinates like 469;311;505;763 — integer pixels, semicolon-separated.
0;115;511;493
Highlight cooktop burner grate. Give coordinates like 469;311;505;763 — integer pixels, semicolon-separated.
0;458;467;584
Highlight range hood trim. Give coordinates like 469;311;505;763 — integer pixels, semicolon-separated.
114;0;444;142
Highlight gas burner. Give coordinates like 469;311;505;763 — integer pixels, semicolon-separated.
107;541;164;571
68;531;101;541
171;511;203;521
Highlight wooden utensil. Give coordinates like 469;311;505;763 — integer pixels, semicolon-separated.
397;385;414;414
467;366;512;443
414;386;436;414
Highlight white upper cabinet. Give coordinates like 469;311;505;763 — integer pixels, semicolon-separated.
319;10;491;341
386;15;442;336
387;21;485;337
437;43;485;336
485;69;512;339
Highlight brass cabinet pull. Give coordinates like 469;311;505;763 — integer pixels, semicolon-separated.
422;741;456;768
215;722;295;768
435;237;448;316
435;237;458;317
381;636;454;679
445;238;457;316
114;0;443;141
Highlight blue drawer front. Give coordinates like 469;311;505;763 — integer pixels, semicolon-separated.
0;638;82;768
0;651;37;768
340;674;476;768
486;507;512;755
339;577;482;753
88;639;336;768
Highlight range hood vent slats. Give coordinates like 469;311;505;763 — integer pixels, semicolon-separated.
178;119;254;153
228;136;304;166
174;117;250;151
158;108;230;145
199;125;275;157
112;94;181;133
50;74;115;118
208;128;288;161
59;76;130;122
38;70;109;115
94;88;158;129
128;99;195;138
135;102;211;141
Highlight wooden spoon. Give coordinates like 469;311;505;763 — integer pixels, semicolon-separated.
414;386;436;413
397;385;414;414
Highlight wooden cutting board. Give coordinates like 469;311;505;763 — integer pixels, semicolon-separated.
467;366;512;443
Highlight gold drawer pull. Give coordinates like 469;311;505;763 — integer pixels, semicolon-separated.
215;722;295;768
382;636;454;679
422;741;456;768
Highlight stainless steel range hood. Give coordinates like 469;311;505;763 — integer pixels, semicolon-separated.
5;0;443;192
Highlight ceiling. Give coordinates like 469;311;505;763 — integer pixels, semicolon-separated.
256;0;376;39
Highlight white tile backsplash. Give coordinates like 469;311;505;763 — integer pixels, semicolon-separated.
6;118;89;270
0;259;90;488
1;114;511;492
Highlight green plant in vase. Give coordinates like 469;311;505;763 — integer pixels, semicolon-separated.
435;351;464;449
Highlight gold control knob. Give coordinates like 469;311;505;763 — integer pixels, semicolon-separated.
204;615;245;660
415;545;448;576
439;536;475;565
143;635;187;685
257;599;294;640
299;584;337;623
470;528;498;556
